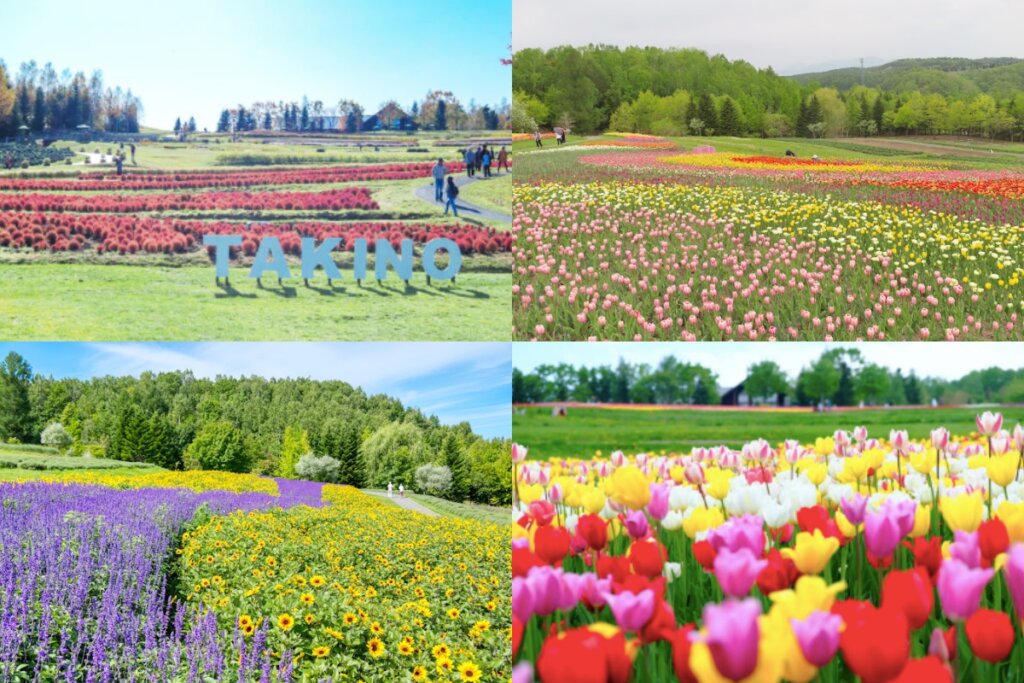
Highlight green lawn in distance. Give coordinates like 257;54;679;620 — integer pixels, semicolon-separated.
512;405;1024;460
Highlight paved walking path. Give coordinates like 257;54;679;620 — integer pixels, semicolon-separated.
363;488;440;515
413;175;512;223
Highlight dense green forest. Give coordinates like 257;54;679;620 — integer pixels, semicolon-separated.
513;348;1024;409
512;47;1024;139
0;353;510;505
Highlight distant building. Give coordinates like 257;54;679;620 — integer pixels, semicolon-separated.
719;380;789;407
362;103;416;132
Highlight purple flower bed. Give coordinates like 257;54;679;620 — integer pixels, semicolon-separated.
0;482;295;682
271;477;326;508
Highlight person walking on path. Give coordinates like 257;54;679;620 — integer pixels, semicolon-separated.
464;147;475;177
474;146;483;175
444;176;459;217
534;130;542;147
387;482;393;498
398;483;405;498
482;147;492;178
498;146;510;173
115;154;124;176
431;158;446;202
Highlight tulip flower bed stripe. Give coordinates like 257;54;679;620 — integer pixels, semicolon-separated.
513;181;1024;341
175;484;511;682
0;162;467;192
511;414;1024;682
0;187;378;213
0;211;511;255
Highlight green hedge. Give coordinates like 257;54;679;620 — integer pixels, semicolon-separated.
0;452;153;471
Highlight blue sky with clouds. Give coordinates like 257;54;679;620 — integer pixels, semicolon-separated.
0;343;511;438
0;0;511;131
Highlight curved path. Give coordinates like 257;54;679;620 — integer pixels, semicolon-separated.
413;175;512;223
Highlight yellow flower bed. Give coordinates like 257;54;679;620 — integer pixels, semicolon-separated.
42;470;280;495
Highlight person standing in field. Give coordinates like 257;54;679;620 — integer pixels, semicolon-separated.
431;158;446;202
534;130;542;147
130;143;136;164
497;146;510;173
474;146;484;175
482;147;492;177
444;176;459;217
464;147;475;177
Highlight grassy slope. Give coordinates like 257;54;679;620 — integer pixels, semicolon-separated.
513;405;1024;459
365;489;508;525
0;264;509;340
456;174;513;216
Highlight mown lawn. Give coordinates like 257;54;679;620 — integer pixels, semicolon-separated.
0;263;510;340
457;174;513;217
512;405;1024;459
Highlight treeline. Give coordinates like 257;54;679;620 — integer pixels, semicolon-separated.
0;59;143;137
0;353;510;505
512;46;1024;139
215;89;509;134
513;348;1024;408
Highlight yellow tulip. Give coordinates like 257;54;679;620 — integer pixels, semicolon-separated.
805;464;827;487
780;530;839;575
987;455;1018;489
607;465;651;511
835;510;858;538
705;469;732;500
911;504;932;538
841;456;869;482
998;501;1024;543
581;487;607;515
669;465;687;484
682;507;725;539
910;451;939;475
768;576;847;621
940;493;984;533
519;483;544;505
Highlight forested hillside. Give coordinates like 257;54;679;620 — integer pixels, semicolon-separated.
0;352;510;504
512;46;1024;138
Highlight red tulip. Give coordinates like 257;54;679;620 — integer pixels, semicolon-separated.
612;575;667;604
513;616;523;658
904;536;943;578
529;500;557;527
837;604;910;683
966;608;1015;662
628;539;666;579
577;514;608;552
671;625;699;683
882;567;934;630
534;525;571;565
536;625;634;683
692;540;717;571
596;554;631;583
640;599;677;644
797;505;843;541
513;547;545;578
756;548;799;595
978;519;1009;567
888;656;953;683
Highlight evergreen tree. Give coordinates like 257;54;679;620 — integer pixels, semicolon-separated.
697;94;717;134
345;110;358;133
32;87;45;131
904;372;923;404
113;404;147;460
441;433;468;501
339;424;365;487
612;359;632;403
718;97;741;136
833;363;855;406
435;100;448;131
262;112;272;130
300;104;309;131
216;110;230;133
0;352;33;443
873;96;885;132
173;117;181;134
806;95;823;130
236;106;248;132
187;116;197;133
796;99;809;137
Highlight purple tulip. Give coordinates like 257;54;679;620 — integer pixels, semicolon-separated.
703;598;761;681
1005;544;1024;620
602;589;655;632
790;611;842;667
512;577;534;623
863;505;903;559
623;510;649;539
839;493;868;526
949;530;981;568
524;566;584;616
647;482;671;521
713;548;768;598
937;558;994;621
707;514;765;556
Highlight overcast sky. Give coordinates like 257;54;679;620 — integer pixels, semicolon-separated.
514;343;1024;387
513;0;1024;75
0;343;511;439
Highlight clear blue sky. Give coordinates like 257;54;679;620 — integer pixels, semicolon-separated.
0;0;511;131
0;343;511;439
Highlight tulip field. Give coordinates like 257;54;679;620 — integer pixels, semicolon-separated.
510;411;1024;682
2;470;510;682
512;135;1024;341
0;135;511;340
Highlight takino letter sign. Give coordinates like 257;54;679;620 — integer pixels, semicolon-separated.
203;235;462;285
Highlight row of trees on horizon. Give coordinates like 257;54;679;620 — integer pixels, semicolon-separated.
512;46;1024;139
0;60;142;137
512;349;1024;408
0;353;510;506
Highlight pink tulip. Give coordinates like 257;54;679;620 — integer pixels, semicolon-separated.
647;483;671;521
890;430;909;453
864;504;903;559
602;588;655;632
977;411;1004;436
839;492;869;526
790;610;842;667
931;428;949;452
937;558;993;621
512;443;528;463
713;548;767;598
703;598;761;681
949;530;981;568
623;510;649;540
1004;544;1024;620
